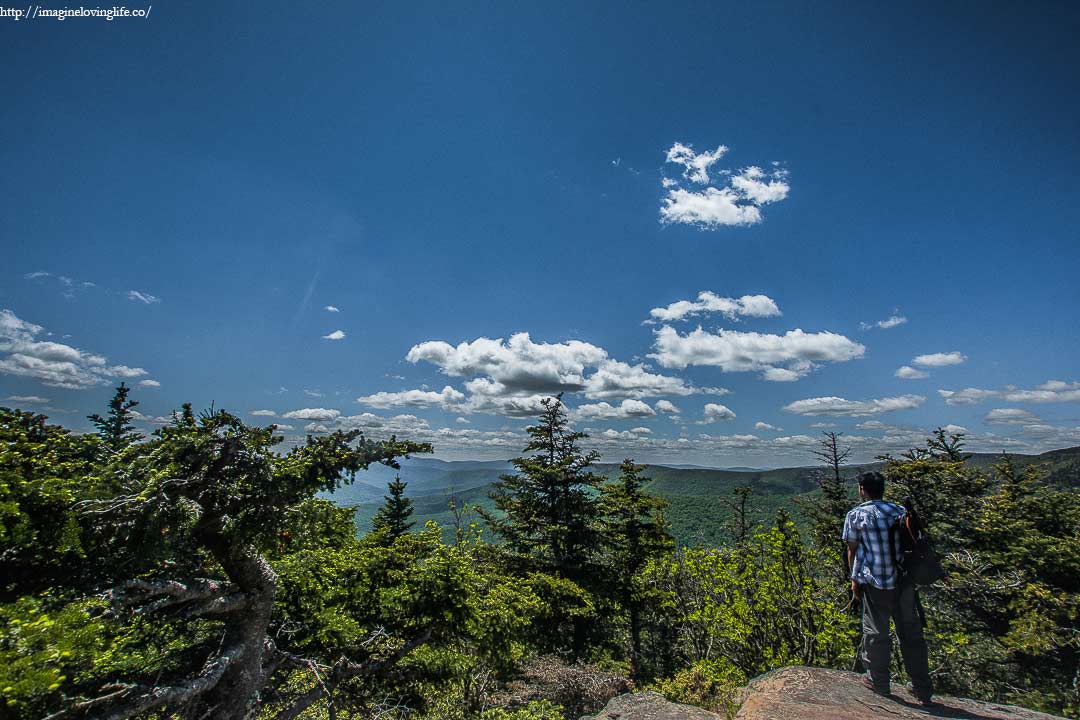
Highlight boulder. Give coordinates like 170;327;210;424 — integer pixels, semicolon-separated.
735;666;1066;720
581;691;723;720
581;667;1066;720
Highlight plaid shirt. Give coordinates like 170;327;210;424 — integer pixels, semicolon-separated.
842;500;906;590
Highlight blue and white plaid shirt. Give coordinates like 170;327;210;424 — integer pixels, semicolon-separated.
842;500;906;590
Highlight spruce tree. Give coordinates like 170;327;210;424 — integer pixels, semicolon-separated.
597;458;673;683
480;394;604;656
372;474;414;541
87;382;142;453
482;394;604;580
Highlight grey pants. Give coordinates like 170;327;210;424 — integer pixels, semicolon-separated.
860;583;933;700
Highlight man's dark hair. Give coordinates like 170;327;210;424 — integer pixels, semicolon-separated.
857;471;886;499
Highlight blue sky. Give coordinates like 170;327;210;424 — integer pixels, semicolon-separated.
2;1;1079;466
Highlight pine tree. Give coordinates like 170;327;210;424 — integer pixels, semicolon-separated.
372;474;414;541
87;382;142;453
597;459;673;683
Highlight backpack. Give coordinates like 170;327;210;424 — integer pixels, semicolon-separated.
889;499;946;586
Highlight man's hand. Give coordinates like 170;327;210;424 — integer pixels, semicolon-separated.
851;580;860;598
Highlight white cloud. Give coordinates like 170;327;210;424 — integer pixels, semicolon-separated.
0;309;150;389
655;400;681;414
402;332;709;415
728;166;791;204
809;422;838;428
783;394;925;417
660;144;790;229
574;399;657;421
5;395;49;404
455;416;470;424
357;385;466;410
754;421;781;431
272;423;295;430
895;365;929;380
126;290;161;305
650;325;864;381
860;314;908;331
939;380;1080;406
912;351;966;368
941;424;968;435
647;292;781;324
138;379;161;387
324;305;340;313
665;142;728;184
629;426;652;434
985;408;1041;425
582;359;699;399
281;408;341;422
702;403;736;423
322;330;346;341
660;187;762;228
250;409;278;417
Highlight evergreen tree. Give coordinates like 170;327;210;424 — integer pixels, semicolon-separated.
87;382;142;453
372;474;414;541
597;459;674;682
481;394;603;580
480;394;604;656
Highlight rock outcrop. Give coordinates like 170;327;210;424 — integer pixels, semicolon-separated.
583;666;1066;720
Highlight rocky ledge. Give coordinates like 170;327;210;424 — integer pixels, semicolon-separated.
583;666;1066;720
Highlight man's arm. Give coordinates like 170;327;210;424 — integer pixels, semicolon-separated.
847;540;859;597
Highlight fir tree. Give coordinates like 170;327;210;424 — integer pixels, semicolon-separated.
87;382;142;453
372;474;414;541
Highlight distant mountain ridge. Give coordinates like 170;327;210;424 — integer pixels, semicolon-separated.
326;446;1080;547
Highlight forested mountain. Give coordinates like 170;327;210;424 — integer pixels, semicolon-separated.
340;447;1080;547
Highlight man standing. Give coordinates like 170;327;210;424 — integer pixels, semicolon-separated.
843;471;933;704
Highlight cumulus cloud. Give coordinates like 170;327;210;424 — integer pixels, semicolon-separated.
650;325;864;381
138;379;161;387
574;399;657;421
939;380;1080;406
660;143;790;229
250;409;278;417
647;292;781;324
126;290;161;305
357;385;466;410
400;332;712;416
941;424;968;435
324;305;340;313
985;408;1042;425
281;408;341;422
912;351;966;368
322;330;346;341
0;309;149;389
754;421;781;431
783;394;925;417
702;403;736;423
895;365;929;380
860;314;908;331
655;400;681;414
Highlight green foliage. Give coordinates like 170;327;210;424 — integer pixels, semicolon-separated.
649;659;744;719
645;516;854;680
884;441;1080;717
